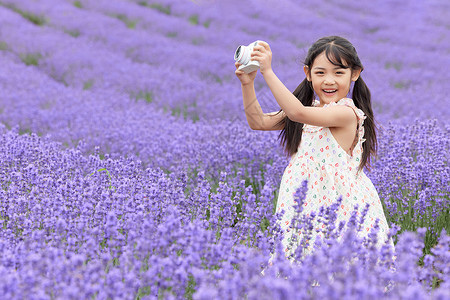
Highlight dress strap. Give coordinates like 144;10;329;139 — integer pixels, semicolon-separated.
322;98;367;145
341;100;366;146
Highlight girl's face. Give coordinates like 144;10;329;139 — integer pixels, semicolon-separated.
304;52;360;105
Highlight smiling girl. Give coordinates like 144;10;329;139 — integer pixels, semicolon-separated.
235;36;394;259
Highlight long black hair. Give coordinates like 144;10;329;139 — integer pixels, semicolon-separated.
276;36;377;173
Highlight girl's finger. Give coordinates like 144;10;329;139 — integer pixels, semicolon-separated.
251;50;263;57
259;41;271;51
253;45;265;52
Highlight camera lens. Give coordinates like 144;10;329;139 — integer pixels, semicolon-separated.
234;46;242;61
234;45;249;65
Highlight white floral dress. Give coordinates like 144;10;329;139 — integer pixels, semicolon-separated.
275;98;393;258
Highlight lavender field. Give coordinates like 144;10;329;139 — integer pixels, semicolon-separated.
0;0;449;299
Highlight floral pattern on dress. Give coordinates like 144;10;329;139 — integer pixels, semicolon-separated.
275;98;393;258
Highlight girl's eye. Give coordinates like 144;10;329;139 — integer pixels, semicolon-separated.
336;71;344;74
315;72;324;75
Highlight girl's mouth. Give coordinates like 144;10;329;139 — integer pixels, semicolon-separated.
323;89;337;95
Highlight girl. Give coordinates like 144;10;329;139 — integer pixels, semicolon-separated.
235;36;394;259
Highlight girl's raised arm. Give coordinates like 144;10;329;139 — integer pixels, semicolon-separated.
236;61;285;131
240;82;285;131
251;41;359;128
262;69;357;128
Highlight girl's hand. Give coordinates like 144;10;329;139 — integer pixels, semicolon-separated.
235;61;257;86
251;41;272;74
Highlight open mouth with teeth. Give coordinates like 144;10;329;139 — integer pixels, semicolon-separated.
323;89;337;94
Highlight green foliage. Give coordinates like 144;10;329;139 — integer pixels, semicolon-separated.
136;285;152;299
203;20;211;28
394;81;409;89
113;14;138;29
134;91;154;103
365;27;380;34
19;128;33;135
149;3;171;15
22;11;47;25
383;185;450;256
73;1;83;9
0;41;8;51
189;15;199;25
170;103;199;122
385;62;402;71
64;28;80;37
2;3;47;26
20;53;42;66
83;79;94;90
184;274;197;299
188;14;211;29
191;37;204;45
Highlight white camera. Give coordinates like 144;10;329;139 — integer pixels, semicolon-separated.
234;40;263;73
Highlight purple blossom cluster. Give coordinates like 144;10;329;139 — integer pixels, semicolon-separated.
370;119;450;241
0;0;449;298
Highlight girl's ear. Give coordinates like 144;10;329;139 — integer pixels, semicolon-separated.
351;68;362;82
303;65;311;81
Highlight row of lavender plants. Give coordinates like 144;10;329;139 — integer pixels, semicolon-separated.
0;128;448;298
0;0;449;122
0;0;449;298
0;4;447;254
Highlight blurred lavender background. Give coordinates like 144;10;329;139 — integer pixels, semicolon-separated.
0;0;448;299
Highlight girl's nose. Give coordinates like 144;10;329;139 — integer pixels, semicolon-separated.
324;75;335;84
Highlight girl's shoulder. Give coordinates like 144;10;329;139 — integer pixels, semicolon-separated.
316;98;366;121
